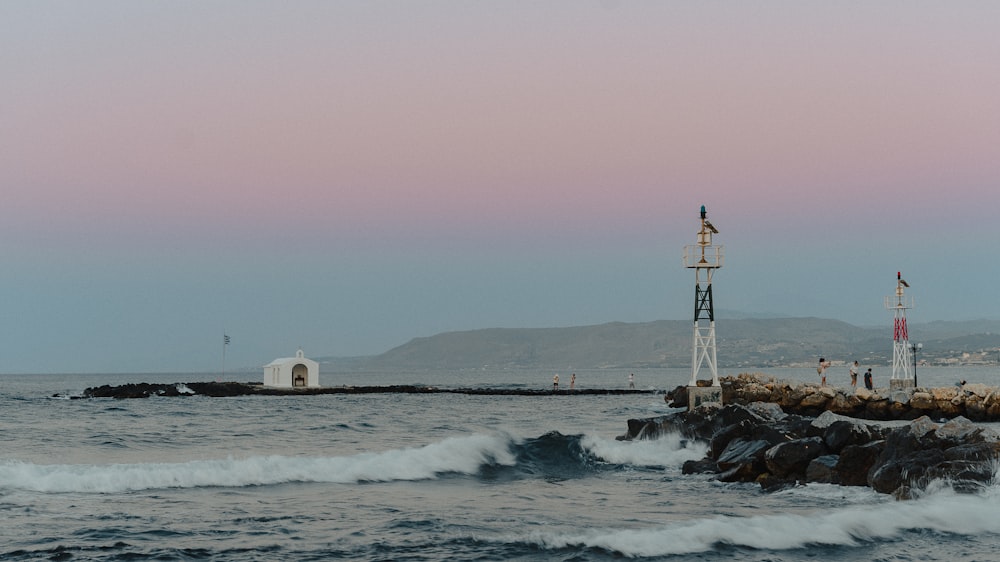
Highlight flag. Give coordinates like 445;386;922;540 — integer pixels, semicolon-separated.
224;334;231;345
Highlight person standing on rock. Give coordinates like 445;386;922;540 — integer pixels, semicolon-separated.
864;368;873;390
817;358;831;386
570;373;576;390
553;374;559;390
849;361;859;388
628;373;635;389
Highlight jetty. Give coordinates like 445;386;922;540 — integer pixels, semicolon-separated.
617;372;1000;498
79;382;657;399
668;372;1000;422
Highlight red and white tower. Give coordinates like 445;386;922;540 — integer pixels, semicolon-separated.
884;272;915;389
683;205;724;388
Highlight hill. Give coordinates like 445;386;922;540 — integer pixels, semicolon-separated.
321;318;1000;371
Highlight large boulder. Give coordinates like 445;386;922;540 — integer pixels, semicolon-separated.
709;419;759;459
869;448;947;495
716;438;772;482
764;437;827;480
806;454;841;484
936;416;992;447
835;440;885;486
823;419;881;453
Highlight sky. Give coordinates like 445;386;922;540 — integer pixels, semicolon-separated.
2;1;1000;374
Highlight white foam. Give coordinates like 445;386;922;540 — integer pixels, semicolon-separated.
581;433;708;468
0;433;517;493
532;486;1000;556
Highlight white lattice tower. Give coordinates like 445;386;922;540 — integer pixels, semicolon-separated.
683;205;724;387
884;272;914;382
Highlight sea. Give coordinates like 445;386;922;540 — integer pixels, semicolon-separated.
3;366;1000;561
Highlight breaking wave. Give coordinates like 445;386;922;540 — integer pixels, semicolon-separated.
0;433;517;493
527;483;1000;557
0;429;701;494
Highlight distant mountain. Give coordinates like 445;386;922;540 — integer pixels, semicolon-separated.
319;318;1000;371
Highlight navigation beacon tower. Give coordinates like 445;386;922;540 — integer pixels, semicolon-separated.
683;205;724;397
884;272;915;389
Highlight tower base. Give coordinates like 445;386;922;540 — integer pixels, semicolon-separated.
688;385;723;410
890;379;916;390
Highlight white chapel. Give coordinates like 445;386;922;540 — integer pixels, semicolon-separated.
263;349;320;388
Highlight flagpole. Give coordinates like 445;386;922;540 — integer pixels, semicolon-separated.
222;332;230;381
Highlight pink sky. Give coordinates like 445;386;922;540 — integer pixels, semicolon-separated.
2;2;1000;372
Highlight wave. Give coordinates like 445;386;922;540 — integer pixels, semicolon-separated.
0;429;704;494
581;433;707;468
479;430;707;483
527;484;1000;557
0;433;517;493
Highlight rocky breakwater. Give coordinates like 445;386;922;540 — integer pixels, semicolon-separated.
623;401;1000;498
79;382;658;399
670;372;1000;421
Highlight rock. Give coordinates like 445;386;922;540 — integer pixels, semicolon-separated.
735;382;773;403
806;454;840;484
835;441;884;486
718;403;767;427
965;395;986;421
964;383;990;398
710;419;758;459
682;458;719;475
625;418;663;440
869;448;947;494
944;441;1000;462
865;399;891;419
910;392;935;410
934;399;963;417
746;402;787;421
669;385;689;408
800;392;830;410
931;387;958;401
823;419;880;453
810;410;845;429
828;392;863;416
936;416;991;447
764;437;827;479
888;390;912;406
680;403;727;440
716;438;772;482
757;472;796;492
924;460;994;494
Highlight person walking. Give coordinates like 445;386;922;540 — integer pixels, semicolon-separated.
849;361;859;388
864;368;873;390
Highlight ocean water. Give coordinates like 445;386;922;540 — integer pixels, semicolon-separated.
3;367;1000;561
